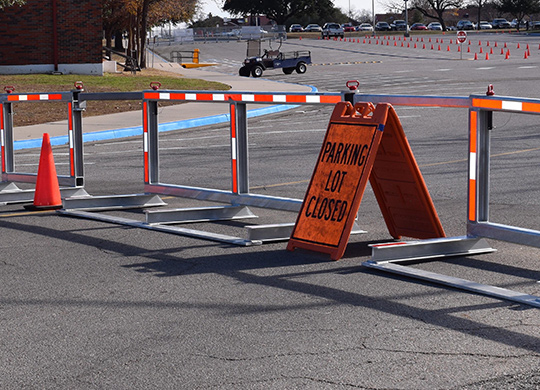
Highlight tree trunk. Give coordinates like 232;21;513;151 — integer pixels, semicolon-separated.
114;30;124;51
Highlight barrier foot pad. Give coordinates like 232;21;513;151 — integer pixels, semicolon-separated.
368;236;496;263
247;221;367;243
145;205;257;225
62;193;167;211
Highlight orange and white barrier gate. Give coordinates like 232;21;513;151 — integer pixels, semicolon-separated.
353;90;540;308
0;86;88;204
60;89;347;246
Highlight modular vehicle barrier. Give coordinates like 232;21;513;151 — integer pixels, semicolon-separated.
356;91;540;308
0;86;88;204
4;83;540;307
60;89;365;246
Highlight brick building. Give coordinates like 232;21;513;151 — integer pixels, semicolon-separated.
0;0;103;75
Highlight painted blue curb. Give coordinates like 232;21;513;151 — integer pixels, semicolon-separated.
13;84;318;150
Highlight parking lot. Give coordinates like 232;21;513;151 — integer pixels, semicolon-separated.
2;32;540;389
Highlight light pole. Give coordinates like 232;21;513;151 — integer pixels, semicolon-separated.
404;0;409;37
372;0;375;33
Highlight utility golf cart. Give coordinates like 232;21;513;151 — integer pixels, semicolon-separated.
239;39;311;77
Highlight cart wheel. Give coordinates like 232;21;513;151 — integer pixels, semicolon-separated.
239;67;250;77
295;62;307;74
282;67;295;74
251;65;264;78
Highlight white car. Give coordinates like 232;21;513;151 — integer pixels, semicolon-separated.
357;23;373;32
304;24;322;32
427;22;443;31
479;21;492;29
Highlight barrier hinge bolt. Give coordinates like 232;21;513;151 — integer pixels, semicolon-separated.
150;81;161;91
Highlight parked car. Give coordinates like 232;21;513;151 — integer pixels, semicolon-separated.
479;21;492;29
491;18;511;29
289;24;304;32
427;22;443;30
510;19;526;29
342;23;356;32
357;23;373;32
321;22;344;38
456;20;475;30
304;23;322;32
410;23;427;30
375;21;392;31
392;20;408;31
446;25;457;31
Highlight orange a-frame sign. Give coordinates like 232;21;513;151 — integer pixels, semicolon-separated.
287;101;445;260
287;102;388;260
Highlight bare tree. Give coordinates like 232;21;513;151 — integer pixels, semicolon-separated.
411;0;463;30
383;0;462;29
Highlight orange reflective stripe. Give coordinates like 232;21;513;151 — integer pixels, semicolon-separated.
469;179;476;221
523;102;540;114
472;98;501;110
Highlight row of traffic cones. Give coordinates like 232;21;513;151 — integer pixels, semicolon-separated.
324;34;537;60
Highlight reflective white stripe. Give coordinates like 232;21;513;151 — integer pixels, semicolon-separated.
159;93;171;100
213;94;225;101
69;129;73;148
40;94;48;100
231;138;237;159
19;95;28;101
306;95;321;103
185;93;197;100
469;152;476;180
272;95;287;102
502;101;522;111
1;130;4;147
143;132;148;152
241;94;255;102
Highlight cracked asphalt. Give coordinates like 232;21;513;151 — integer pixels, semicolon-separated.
2;33;540;389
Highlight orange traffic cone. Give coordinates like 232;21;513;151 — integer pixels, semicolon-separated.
25;133;62;210
474;52;478;60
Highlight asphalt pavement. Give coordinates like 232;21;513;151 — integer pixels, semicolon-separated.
2;33;540;389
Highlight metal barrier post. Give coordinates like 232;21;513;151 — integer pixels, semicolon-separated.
71;86;85;187
1;100;14;177
230;101;249;194
143;99;160;185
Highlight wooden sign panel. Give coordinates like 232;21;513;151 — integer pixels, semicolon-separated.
287;102;389;260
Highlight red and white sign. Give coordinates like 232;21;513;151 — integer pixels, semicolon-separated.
457;30;467;43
